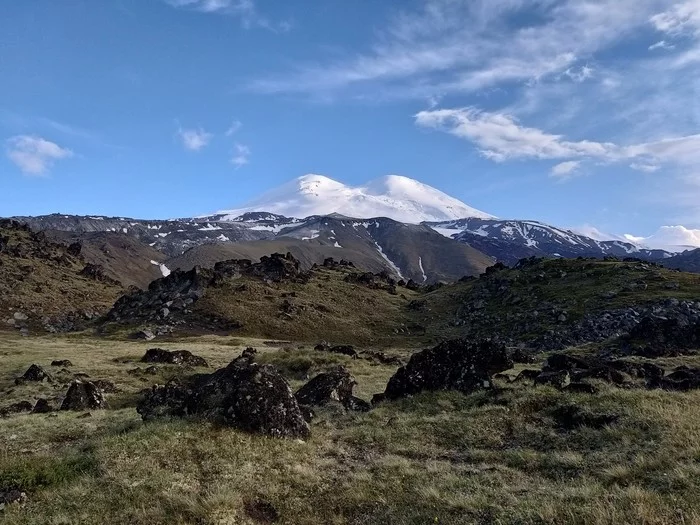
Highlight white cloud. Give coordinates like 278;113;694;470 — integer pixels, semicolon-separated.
165;0;234;13
414;107;620;162
551;160;582;178
250;0;670;97
624;225;700;250
5;135;73;176
630;162;660;172
225;120;242;136
162;0;290;31
648;40;676;50
562;65;594;82
650;0;700;37
178;127;213;151
231;143;250;168
415;106;700;168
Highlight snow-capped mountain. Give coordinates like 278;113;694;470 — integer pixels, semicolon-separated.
215;174;494;224
427;218;673;265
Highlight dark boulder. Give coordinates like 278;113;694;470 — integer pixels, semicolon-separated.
137;355;310;438
241;347;258;359
510;348;536;364
654;367;700;391
624;314;700;357
141;348;209;367
513;369;541;382
0;489;26;509
314;343;357;358
295;366;370;412
542;354;591;373
60;380;106;411
563;382;598;394
66;241;82;257
383;339;513;399
359;350;404;366
15;364;53;385
534;370;571;389
51;359;73;367
130;329;155;341
32;398;53;414
550;404;618;430
79;263;119;284
0;401;34;417
244;497;279;523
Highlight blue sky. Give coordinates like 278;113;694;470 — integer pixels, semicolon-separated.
2;0;700;244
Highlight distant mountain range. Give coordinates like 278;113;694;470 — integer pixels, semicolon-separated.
12;174;700;287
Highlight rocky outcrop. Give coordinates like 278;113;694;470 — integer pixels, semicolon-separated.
32;398;53;413
79;263;119;284
383;339;513;399
0;401;34;417
60;380;106;411
15;364;53;385
137;354;310;438
344;270;397;294
105;253;309;328
622;312;700;357
313;343;358;358
141;348;208;367
295;366;370;412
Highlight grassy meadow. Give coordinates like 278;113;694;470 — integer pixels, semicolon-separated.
1;332;700;524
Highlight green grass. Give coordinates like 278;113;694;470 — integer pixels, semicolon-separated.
2;332;700;524
413;258;700;341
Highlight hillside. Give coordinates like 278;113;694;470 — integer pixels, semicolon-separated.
167;216;493;283
0;220;125;332
413;257;700;347
663;248;700;273
44;230;167;289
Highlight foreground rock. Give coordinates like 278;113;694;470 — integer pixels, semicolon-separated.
60;380;106;411
137;354;310;438
313;343;358;358
295;366;370;412
0;401;33;417
383;339;513;399
0;489;27;510
32;398;53;413
15;364;53;385
141;348;208;367
623;313;700;357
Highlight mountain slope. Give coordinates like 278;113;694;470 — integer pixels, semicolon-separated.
428;218;672;265
662;248;700;273
167;216;493;282
0;220;125;331
215;174;494;223
43;230;168;289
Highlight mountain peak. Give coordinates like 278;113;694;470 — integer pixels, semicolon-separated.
215;174;494;223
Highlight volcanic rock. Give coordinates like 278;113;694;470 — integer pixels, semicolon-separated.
141;348;208;367
383;339;513;399
60;380;106;411
137;354;310;438
15;364;53;385
295;366;370;412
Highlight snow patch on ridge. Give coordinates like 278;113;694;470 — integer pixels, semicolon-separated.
150;260;171;277
418;257;427;282
374;241;404;280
